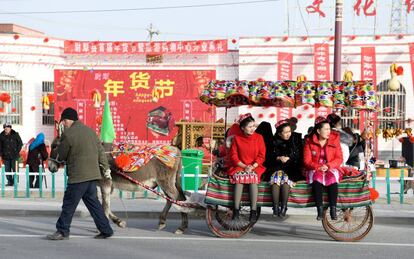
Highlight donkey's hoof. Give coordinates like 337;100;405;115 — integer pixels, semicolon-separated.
174;229;185;235
117;221;127;228
158;223;166;231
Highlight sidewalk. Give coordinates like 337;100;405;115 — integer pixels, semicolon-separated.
0;194;413;224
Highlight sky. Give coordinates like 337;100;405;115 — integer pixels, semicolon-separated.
0;0;413;41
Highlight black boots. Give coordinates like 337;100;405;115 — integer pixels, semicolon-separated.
279;206;287;218
272;206;279;217
249;210;258;223
330;206;338;220
232;209;240;220
316;206;323;221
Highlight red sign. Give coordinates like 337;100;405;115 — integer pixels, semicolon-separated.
409;43;414;95
360;46;377;132
64;40;228;55
54;70;215;144
314;43;331;117
406;0;414;13
277;52;293;120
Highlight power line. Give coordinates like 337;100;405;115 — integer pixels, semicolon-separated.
0;0;280;15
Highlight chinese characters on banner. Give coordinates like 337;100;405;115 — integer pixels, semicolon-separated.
313;43;331;117
354;0;376;16
306;0;326;17
64;40;228;55
54;70;216;144
360;47;377;133
409;43;414;94
277;52;293;121
406;0;414;13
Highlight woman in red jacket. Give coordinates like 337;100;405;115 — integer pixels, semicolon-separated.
304;116;343;221
228;113;266;223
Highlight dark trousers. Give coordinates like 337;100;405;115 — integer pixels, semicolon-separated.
4;159;16;185
56;180;113;237
312;182;338;207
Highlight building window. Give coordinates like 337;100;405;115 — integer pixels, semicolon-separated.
0;79;22;125
377;80;406;129
42;81;55;125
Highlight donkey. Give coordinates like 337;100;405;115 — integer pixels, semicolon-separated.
48;138;189;235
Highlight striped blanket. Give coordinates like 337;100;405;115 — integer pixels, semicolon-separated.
205;177;371;209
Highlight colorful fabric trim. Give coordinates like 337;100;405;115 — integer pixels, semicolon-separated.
269;170;295;187
230;171;259;184
113;143;178;172
205;176;371;208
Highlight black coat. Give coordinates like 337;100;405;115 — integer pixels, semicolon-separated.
26;144;48;172
346;135;365;168
0;130;23;160
273;132;305;182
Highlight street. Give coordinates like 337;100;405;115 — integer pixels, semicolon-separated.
0;216;413;259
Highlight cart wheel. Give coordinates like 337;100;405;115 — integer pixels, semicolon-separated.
322;205;374;242
206;205;260;238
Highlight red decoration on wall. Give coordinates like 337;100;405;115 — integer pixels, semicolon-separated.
231;39;237;44
264;37;272;42
30;106;36;111
43;37;49;43
375;35;381;40
329;36;334;41
302;36;308;41
349;35;356;40
282;36;288;41
398;34;404;39
13;34;19;40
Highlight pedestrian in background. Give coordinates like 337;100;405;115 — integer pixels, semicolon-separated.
0;123;23;186
26;133;48;188
47;107;113;240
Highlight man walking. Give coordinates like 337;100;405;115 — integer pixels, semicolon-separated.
47;107;113;240
0;123;23;186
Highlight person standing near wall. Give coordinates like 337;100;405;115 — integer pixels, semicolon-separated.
0;123;23;186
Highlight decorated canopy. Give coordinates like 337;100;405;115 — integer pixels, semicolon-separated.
199;80;377;110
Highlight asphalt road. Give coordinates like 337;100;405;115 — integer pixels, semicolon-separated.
0;216;413;259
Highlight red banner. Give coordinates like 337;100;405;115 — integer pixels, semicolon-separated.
64;40;228;55
54;70;215;144
360;47;377;133
277;52;293;121
314;43;331;117
409;43;414;95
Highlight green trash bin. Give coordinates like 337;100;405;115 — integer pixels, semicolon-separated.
181;149;204;191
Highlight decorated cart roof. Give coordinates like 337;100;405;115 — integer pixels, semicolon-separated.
199;80;377;110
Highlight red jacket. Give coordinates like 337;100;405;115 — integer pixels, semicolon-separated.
303;132;343;171
228;132;266;178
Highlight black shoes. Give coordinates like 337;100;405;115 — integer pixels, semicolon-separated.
272;206;279;217
279;206;287;218
232;209;240;220
316;206;324;221
47;231;69;240
330;206;338;220
249;210;258;223
94;233;113;239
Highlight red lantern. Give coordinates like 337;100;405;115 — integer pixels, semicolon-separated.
43;37;49;43
349;35;356;40
231;39;237;44
13;34;19;40
398;34;404;39
264;37;271;42
302;36;308;41
375;35;381;40
31;106;36;111
282;36;288;41
329;36;335;41
0;93;11;103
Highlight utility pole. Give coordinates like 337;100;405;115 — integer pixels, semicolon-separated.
333;0;343;81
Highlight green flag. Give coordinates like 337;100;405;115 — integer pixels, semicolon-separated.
100;94;116;143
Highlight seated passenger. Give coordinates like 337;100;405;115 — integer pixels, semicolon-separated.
304;116;343;221
271;119;303;218
228;113;266;223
